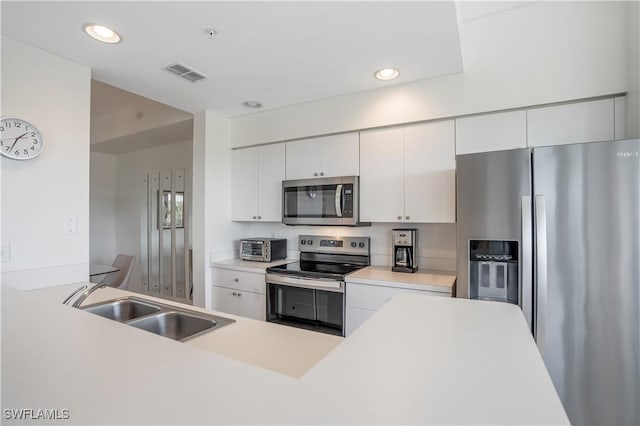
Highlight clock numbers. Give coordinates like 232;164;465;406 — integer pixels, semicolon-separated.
0;118;44;160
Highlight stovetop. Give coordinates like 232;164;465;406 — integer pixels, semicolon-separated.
267;260;366;281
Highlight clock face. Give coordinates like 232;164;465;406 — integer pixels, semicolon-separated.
0;118;44;160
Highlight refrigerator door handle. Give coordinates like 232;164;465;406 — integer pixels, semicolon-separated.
534;195;548;353
521;196;533;332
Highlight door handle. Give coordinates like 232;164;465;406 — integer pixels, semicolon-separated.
335;184;343;217
535;195;548;353
521;196;533;332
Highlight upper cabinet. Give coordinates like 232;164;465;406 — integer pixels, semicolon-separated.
527;98;615;147
232;143;285;222
285;133;359;180
360;120;456;223
455;110;527;155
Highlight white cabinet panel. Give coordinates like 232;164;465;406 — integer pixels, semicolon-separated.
404;121;456;223
232;144;285;222
359;127;405;222
286;133;359;179
614;96;626;140
285;138;320;180
237;291;266;321
527;98;615;147
212;286;238;315
231;148;258;221
319;133;359;177
257;144;285;221
347;282;438;311
345;306;375;336
213;268;265;294
455;110;527;154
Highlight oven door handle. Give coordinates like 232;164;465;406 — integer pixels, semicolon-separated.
335;184;343;217
266;274;344;292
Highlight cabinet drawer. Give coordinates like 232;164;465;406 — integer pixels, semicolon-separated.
212;268;266;294
346;282;445;311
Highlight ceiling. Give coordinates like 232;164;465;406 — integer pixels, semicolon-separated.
1;1;463;117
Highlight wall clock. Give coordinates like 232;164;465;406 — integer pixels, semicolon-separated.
0;117;45;160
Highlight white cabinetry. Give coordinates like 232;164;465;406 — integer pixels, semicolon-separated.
455;110;527;155
360;120;455;223
527;98;615;147
285;133;359;179
345;281;450;336
212;268;266;321
232;143;285;222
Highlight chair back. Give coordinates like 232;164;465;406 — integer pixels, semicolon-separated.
103;255;136;290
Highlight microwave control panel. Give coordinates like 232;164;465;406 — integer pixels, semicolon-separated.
342;187;353;217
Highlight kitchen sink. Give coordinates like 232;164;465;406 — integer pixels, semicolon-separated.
81;296;235;341
128;311;234;342
83;298;161;322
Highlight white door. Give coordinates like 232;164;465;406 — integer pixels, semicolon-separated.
359;127;405;222
319;133;360;177
231;148;258;221
237;291;266;321
257;143;285;221
285;138;321;180
404;121;456;223
212;286;238;315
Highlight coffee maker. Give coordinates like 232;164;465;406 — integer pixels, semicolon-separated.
392;228;418;273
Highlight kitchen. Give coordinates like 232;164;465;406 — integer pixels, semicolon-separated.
1;1;639;425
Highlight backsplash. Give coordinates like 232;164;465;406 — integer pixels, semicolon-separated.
230;222;456;272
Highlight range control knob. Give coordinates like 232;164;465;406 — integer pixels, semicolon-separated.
358;242;365;248
350;242;357;248
300;240;306;245
307;239;313;245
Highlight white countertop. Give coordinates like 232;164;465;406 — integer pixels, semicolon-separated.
347;265;456;293
210;258;294;273
1;283;568;425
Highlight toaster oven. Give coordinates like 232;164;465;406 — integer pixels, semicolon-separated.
239;238;287;262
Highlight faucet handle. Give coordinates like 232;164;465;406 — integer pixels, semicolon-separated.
62;284;88;306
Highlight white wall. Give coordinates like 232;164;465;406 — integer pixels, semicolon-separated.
90;152;116;265
1;36;91;289
112;139;193;293
229;1;629;146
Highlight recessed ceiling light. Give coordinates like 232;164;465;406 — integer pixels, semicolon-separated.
242;101;263;109
374;68;400;81
83;23;121;44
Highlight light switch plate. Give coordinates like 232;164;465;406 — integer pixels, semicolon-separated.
64;216;78;235
1;242;11;262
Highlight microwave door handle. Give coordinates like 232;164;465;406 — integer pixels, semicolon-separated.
335;184;343;217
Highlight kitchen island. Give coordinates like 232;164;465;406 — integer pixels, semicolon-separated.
1;283;568;425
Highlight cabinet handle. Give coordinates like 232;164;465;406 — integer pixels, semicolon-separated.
314;172;319;176
397;216;402;220
232;292;237;296
237;292;242;297
234;278;239;282
258;216;262;219
406;216;410;220
252;216;257;219
320;172;324;176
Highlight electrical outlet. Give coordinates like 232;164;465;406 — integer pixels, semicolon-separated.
1;242;11;263
64;216;78;235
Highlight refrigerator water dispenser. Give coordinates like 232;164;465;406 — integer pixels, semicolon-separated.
469;240;518;304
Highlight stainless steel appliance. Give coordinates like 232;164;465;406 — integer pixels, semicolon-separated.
266;235;370;336
456;139;639;426
282;176;370;226
392;228;418;273
239;238;287;262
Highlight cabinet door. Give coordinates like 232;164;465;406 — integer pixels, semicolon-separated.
345;306;375;336
231;148;258;221
614;96;626;140
257;143;285;221
285;138;321;179
359;127;405;222
212;286;238;315
455;110;527;155
527;98;614;147
237;291;266;321
404;121;456;223
319;133;359;177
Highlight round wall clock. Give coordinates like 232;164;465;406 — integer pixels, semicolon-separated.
0;117;45;160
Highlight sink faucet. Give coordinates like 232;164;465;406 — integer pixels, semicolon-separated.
62;282;109;308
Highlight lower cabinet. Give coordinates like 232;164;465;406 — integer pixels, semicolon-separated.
212;267;266;321
345;281;450;336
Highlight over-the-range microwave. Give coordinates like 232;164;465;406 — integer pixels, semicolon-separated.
282;176;370;226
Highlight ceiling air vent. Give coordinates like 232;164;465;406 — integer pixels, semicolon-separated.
164;63;207;83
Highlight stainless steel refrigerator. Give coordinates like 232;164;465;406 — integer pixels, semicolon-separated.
456;139;639;426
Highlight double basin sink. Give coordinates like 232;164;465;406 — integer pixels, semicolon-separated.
81;297;235;342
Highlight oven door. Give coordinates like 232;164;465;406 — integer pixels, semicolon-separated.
266;274;344;336
282;176;357;226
